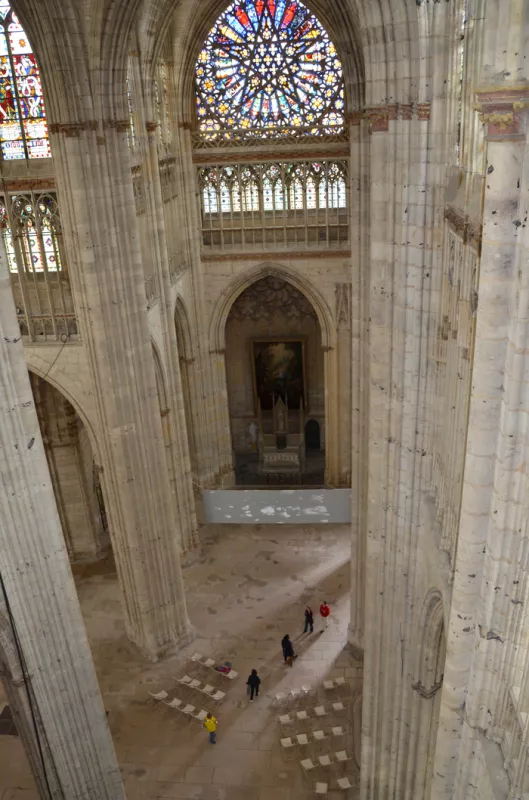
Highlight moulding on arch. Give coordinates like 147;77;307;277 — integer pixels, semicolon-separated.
364;102;431;133
208;263;335;352
24;351;100;465
201;248;351;263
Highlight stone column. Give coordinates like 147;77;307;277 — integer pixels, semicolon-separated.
360;103;438;799
177;124;236;488
0;241;126;798
348;120;368;655
432;90;529;800
49;120;191;659
323;345;339;487
144;119;199;554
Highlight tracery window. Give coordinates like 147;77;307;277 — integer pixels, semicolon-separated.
195;0;344;139
0;0;50;159
0;193;62;273
199;160;347;214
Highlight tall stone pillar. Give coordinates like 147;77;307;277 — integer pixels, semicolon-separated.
145;119;199;555
432;90;529;800
0;242;125;798
360;102;439;798
48;120;191;660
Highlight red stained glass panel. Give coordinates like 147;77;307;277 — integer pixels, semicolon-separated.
0;3;50;159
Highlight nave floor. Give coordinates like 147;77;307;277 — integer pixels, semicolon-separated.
0;523;362;800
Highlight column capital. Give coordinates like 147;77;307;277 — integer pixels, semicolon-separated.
475;87;529;141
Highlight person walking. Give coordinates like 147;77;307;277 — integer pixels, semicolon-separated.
281;634;297;666
246;668;261;701
303;606;314;634
204;712;218;744
319;601;330;631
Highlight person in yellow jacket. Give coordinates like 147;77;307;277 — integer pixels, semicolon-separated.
204;712;217;744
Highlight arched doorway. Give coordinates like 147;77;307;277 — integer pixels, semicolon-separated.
29;373;109;563
225;274;325;486
305;419;321;451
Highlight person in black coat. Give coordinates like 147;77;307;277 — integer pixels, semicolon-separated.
281;634;297;666
303;606;314;634
246;668;261;701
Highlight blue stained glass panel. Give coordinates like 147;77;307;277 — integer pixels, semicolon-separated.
195;0;344;138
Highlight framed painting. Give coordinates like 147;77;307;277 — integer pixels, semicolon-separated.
252;339;305;412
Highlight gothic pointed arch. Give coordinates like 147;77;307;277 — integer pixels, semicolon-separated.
209;264;334;352
25;364;101;465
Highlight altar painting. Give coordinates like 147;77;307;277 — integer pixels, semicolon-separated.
252;339;305;411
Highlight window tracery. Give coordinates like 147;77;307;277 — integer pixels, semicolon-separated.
199;160;347;213
0;0;50;159
0;192;62;273
195;0;344;139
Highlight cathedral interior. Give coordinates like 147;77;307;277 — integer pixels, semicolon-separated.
0;0;529;798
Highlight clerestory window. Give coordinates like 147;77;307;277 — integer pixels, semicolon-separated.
199;161;347;213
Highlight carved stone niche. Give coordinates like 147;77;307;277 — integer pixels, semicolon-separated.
228;275;317;322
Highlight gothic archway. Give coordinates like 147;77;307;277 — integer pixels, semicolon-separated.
29;373;110;564
224;273;325;486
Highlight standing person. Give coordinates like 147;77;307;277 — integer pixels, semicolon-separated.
246;668;261;701
204;712;217;744
303;606;314;634
281;634;297;666
319;600;330;631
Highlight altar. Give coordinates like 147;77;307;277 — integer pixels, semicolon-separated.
258;395;305;475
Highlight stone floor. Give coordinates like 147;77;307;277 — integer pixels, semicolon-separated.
0;523;362;800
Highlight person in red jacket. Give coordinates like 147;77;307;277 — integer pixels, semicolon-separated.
319;601;330;631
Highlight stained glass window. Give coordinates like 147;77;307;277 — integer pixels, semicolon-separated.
0;1;50;159
195;0;344;139
0;193;62;273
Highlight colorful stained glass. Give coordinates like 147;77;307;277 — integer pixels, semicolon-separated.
1;193;61;272
0;3;50;159
195;0;344;138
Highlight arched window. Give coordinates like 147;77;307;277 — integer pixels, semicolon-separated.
0;193;62;273
195;0;344;140
241;167;259;211
286;164;304;210
263;164;283;211
0;1;50;159
200;168;219;213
